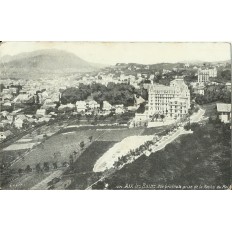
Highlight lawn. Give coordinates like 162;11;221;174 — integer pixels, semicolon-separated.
96;128;144;141
68;141;115;173
10;128;105;170
65;141;115;189
3;125;147;189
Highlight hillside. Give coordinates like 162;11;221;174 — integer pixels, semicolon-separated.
0;49;98;78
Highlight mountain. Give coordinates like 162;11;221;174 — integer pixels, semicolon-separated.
0;49;100;78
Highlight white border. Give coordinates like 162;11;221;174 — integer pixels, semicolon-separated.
0;1;231;232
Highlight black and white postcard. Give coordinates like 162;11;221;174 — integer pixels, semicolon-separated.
0;42;231;190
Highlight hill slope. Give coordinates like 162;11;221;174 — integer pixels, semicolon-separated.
0;49;97;77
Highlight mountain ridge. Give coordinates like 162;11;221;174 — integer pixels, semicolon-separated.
0;49;100;77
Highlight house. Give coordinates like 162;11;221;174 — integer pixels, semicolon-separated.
102;101;112;111
114;105;125;114
216;103;231;123
76;101;87;112
2;89;11;94
13;93;31;104
193;85;205;95
36;109;47;116
0;121;8;129
225;82;231;92
41;98;57;109
66;103;75;110
6;114;14;124
127;106;137;111
87;100;100;110
0;111;9;118
0;130;13;141
3;102;12;107
58;104;74;112
9;87;18;95
14;118;24;129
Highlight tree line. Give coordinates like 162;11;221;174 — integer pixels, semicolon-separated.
194;85;231;105
61;83;148;107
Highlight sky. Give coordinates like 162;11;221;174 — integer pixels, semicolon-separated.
0;42;231;65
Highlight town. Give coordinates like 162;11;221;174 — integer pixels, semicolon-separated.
0;49;231;190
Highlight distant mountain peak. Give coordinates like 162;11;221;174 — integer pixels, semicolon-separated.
0;49;101;76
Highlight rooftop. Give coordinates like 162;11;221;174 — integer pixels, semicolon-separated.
216;103;231;113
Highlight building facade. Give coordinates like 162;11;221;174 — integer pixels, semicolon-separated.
216;103;231;123
148;78;190;119
198;67;217;82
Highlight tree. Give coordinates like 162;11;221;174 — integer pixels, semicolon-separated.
18;168;23;174
43;134;48;140
160;114;165;122
80;141;85;150
89;136;93;142
154;114;159;121
43;162;50;172
0;83;5;92
25;165;32;173
53;162;58;169
69;154;74;166
36;163;42;173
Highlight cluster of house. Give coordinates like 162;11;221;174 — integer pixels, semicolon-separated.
58;99;125;116
0;108;57;141
79;72;145;89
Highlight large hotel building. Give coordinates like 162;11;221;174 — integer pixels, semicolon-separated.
148;78;190;119
197;67;217;82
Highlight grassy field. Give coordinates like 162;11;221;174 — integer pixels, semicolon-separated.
68;141;116;173
142;125;171;136
2;124;147;189
0;149;28;166
96;128;144;141
10;129;103;170
3;172;51;190
65;141;116;190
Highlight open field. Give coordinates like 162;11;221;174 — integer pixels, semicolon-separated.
10;129;102;170
0;149;28;166
68;141;116;174
96;128;144;141
61;141;116;190
58;125;128;134
142;125;171;135
3;172;51;190
2;124;149;189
